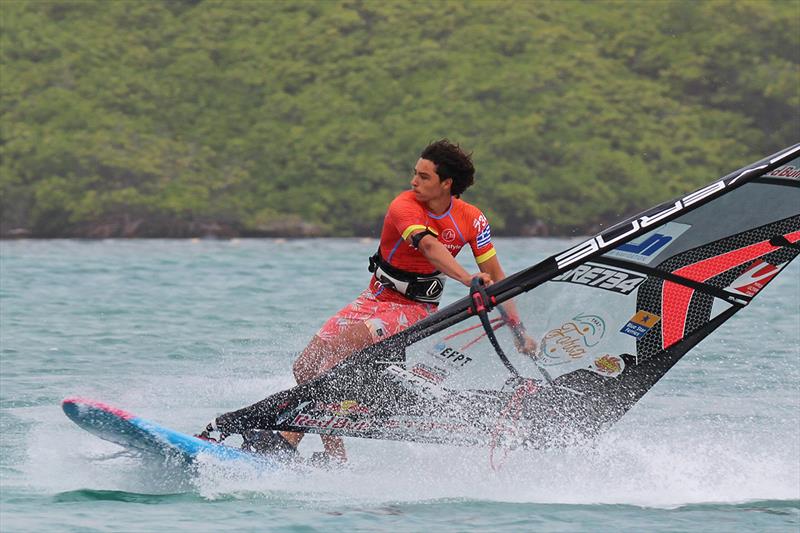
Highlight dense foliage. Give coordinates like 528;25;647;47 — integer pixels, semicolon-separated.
2;0;798;237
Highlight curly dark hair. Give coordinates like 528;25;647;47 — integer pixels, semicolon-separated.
420;139;475;197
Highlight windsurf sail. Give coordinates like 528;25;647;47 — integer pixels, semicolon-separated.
216;144;800;448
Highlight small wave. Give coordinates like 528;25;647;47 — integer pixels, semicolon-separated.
51;489;199;504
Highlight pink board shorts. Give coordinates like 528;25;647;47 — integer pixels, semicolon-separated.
316;289;437;343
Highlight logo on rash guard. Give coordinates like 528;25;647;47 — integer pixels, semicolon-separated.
473;214;487;228
442;228;456;243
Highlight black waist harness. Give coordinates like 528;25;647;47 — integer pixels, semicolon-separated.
368;251;446;304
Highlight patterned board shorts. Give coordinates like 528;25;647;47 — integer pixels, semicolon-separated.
316;289;437;343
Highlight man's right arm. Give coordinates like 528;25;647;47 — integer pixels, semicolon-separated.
412;232;490;287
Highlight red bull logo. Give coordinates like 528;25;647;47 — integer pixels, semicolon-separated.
316;400;369;416
766;165;800;179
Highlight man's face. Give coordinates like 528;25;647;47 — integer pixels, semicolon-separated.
410;158;451;203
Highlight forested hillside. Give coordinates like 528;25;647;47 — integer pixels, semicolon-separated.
2;0;798;238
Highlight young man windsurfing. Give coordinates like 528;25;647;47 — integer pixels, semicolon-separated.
199;139;536;464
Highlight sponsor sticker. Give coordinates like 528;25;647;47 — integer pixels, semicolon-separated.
274;401;311;425
411;363;448;384
726;259;785;296
591;354;625;377
765;164;800;180
607;222;691;264
384;417;470;434
432;342;473;368
385;364;446;400
553;262;646;294
539;314;606;362
424;279;443;299
291;413;370;431
620;310;661;338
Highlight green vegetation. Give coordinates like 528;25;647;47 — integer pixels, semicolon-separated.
1;0;798;238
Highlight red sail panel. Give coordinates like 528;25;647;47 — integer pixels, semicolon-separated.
661;230;800;348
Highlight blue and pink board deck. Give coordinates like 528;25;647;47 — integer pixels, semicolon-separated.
62;398;276;469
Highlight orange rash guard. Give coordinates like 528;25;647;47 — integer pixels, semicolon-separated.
370;190;496;303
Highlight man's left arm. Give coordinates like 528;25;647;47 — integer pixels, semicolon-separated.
478;255;537;354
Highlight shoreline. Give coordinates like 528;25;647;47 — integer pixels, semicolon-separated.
0;233;580;241
0;222;570;240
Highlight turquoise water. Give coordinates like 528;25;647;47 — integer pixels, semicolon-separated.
1;238;798;532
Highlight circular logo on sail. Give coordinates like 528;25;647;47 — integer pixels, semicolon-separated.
539;313;607;363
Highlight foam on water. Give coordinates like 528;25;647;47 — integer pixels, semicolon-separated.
19;357;798;510
184;394;798;508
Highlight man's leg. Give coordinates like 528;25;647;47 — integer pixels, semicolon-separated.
280;322;374;459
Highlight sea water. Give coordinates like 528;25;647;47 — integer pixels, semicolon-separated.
0;238;798;532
